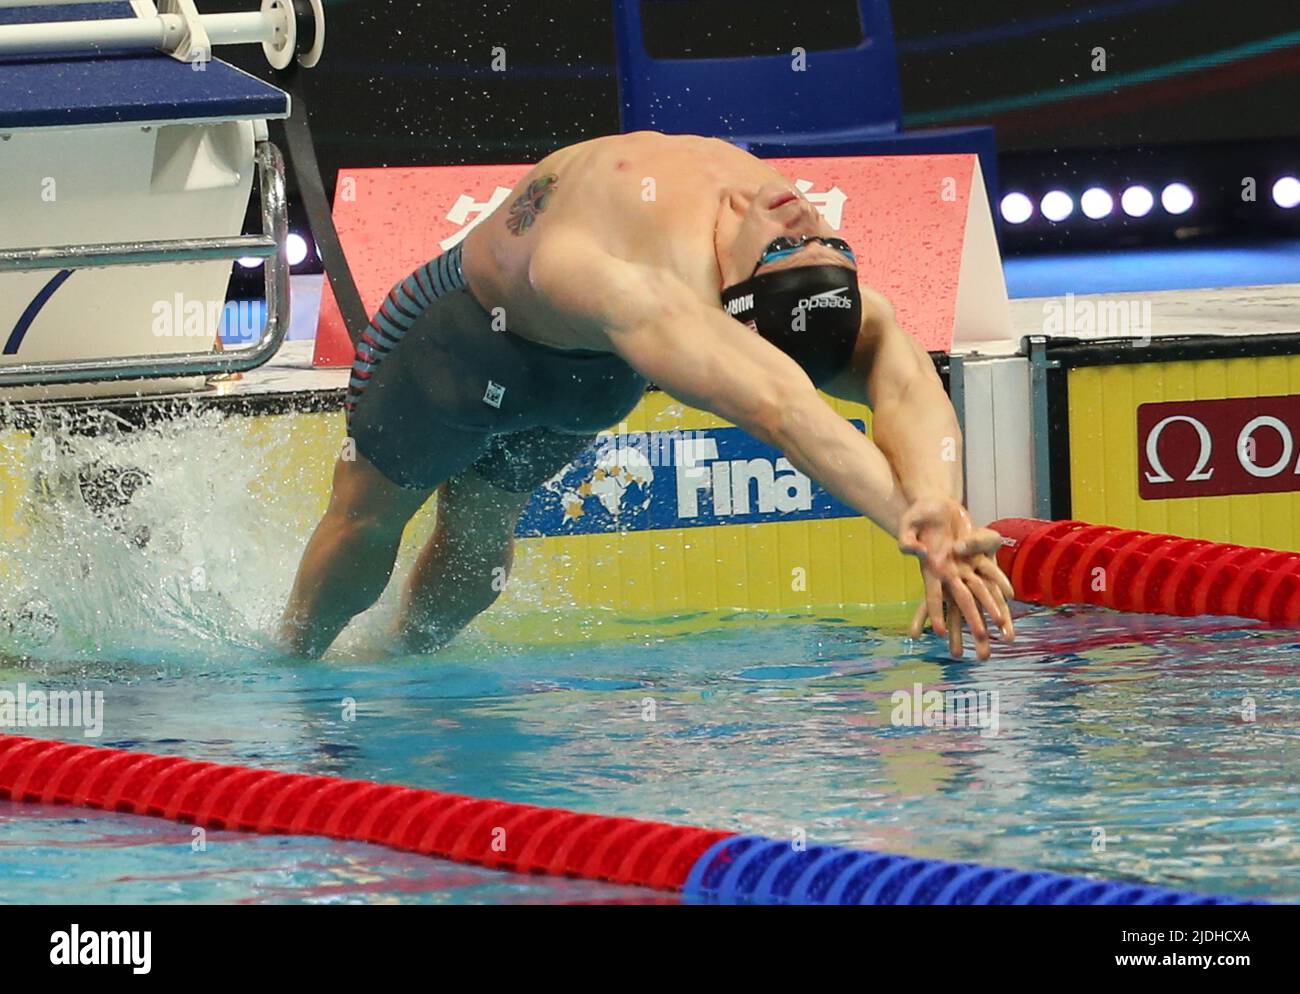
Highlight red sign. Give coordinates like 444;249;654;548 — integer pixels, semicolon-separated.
316;154;987;364
1138;395;1300;499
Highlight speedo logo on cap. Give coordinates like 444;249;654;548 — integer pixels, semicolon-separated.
724;293;754;316
794;287;853;312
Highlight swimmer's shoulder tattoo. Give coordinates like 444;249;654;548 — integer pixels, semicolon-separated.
506;173;558;236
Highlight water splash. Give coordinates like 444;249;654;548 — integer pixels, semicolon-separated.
0;405;335;669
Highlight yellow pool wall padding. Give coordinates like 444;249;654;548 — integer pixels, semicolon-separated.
1068;354;1300;551
0;390;924;641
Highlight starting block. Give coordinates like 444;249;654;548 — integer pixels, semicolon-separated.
0;0;325;390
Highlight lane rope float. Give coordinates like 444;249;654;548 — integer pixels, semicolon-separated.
0;734;1255;904
992;517;1300;622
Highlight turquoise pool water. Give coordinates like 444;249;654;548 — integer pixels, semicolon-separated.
2;606;1298;904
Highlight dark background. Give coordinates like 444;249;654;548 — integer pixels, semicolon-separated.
218;0;1300;176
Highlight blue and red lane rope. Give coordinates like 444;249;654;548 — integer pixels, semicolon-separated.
0;734;1253;904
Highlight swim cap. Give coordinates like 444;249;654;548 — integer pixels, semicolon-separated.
720;266;861;387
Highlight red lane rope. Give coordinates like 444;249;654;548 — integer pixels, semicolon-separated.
0;735;730;892
992;517;1300;622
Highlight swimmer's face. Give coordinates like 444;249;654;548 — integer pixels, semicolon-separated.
718;182;855;286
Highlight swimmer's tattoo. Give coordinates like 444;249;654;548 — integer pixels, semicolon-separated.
506;174;558;236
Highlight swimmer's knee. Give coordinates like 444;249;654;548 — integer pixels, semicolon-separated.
321;506;407;557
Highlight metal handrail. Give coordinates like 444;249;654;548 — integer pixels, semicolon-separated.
0;237;278;273
0;139;291;387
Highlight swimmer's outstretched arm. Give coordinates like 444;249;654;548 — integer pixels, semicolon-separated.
530;236;1010;657
825;287;962;506
824;287;1015;657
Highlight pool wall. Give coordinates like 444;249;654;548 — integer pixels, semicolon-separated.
0;387;924;630
1043;335;1300;551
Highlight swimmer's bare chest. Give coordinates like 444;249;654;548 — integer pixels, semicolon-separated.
461;132;781;350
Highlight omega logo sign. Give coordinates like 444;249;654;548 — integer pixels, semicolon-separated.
1138;396;1300;499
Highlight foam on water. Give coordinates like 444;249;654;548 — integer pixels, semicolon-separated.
0;405;448;669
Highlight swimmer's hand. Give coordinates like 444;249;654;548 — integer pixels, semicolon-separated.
897;497;1015;660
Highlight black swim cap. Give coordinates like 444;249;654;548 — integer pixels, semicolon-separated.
720;266;862;387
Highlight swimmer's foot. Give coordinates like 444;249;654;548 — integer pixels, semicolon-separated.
390;618;461;658
272;612;333;661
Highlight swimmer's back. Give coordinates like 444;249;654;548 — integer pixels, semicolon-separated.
462;132;786;351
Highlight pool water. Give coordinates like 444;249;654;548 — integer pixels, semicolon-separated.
1;409;1297;903
2;606;1298;904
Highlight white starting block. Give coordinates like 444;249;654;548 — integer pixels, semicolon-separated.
0;0;325;389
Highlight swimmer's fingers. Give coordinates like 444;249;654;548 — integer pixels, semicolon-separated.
898;531;924;559
947;599;964;658
909;599;929;638
973;558;1016;641
943;573;988;655
960;565;1002;623
897;519;927;559
923;571;947;638
957;568;1001;660
897;498;961;560
973;553;1015;601
954;527;1004;560
913;588;976;658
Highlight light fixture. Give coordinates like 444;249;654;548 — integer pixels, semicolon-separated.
286;233;310;267
1080;187;1114;220
1121;185;1155;218
1161;182;1194;215
1041;190;1074;222
1273;176;1300;210
1000;192;1034;224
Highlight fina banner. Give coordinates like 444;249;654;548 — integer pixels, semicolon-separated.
516;421;865;537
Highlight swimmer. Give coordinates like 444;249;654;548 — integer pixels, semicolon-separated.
279;132;1015;659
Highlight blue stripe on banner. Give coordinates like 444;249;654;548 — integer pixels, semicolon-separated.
516;422;866;538
681;836;1260;906
896;0;1183;55
5;269;74;355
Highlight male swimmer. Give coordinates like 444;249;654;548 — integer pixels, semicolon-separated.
280;132;1015;659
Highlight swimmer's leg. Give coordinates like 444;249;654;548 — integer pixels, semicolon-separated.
396;428;596;653
279;453;432;658
396;469;532;654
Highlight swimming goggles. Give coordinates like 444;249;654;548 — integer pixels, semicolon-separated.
753;235;856;276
